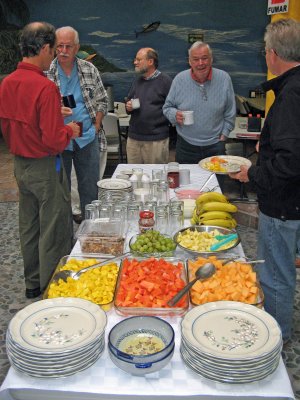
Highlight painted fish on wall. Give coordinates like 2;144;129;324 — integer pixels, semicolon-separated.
135;21;160;37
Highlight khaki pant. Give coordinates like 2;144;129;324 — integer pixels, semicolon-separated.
14;155;72;291
126;137;169;164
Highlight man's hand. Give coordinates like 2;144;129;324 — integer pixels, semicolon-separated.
61;106;73;117
229;165;250;183
67;121;80;138
125;100;133;112
176;111;184;125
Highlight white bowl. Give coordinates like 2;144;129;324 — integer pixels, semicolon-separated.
108;343;175;375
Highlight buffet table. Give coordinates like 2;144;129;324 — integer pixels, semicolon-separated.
0;164;295;400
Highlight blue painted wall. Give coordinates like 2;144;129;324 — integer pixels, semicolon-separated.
26;0;269;101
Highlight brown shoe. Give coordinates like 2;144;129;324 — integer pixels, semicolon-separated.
73;214;83;224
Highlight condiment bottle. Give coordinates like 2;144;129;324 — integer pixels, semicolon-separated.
139;211;155;233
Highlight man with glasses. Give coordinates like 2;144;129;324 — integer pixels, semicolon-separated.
0;22;80;298
125;47;172;163
230;19;300;344
47;26;108;221
163;41;235;166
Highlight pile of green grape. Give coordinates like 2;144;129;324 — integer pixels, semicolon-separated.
130;230;176;254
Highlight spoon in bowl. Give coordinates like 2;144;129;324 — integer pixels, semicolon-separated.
52;252;131;283
167;262;216;307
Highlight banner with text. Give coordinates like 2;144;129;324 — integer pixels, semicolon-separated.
267;0;289;15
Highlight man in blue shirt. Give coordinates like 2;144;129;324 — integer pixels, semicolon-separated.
47;26;108;217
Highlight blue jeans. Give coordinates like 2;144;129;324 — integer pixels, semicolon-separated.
62;136;99;215
257;211;300;341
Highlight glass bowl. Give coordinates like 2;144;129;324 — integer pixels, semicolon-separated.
129;233;176;257
174;185;203;200
114;256;189;316
187;257;264;308
44;255;120;311
173;225;240;256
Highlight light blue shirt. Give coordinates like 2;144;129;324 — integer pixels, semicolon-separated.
163;68;236;146
58;62;96;150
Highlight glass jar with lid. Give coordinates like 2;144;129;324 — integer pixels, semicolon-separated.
139;211;155;233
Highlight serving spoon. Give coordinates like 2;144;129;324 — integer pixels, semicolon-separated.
52;252;131;283
167;262;216;307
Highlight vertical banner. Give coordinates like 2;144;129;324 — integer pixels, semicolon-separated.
267;0;289;15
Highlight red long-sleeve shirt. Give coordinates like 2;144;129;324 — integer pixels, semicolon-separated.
0;62;73;158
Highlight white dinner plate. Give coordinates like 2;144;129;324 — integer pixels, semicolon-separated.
8;298;107;353
199;155;252;174
181;301;281;360
97;178;132;190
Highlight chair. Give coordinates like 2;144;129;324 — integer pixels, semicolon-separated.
235;95;251;116
102;112;127;163
114;102;127;117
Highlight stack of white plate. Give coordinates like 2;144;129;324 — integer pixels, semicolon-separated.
180;301;282;384
97;178;133;202
6;298;107;378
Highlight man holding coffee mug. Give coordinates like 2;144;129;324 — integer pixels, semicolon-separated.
125;48;172;163
163;41;236;165
47;26;108;218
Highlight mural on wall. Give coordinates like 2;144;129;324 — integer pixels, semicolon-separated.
1;0;269;101
0;0;29;73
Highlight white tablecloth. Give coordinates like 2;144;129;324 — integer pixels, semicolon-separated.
0;164;294;400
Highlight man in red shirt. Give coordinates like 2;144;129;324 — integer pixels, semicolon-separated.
0;22;80;298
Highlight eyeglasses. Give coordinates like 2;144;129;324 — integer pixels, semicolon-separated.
57;44;75;51
199;84;207;101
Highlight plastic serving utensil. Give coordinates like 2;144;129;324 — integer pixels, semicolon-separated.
210;234;238;251
52;252;131;283
167;262;216;307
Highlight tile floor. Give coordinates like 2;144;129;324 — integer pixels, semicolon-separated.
0;135;299;398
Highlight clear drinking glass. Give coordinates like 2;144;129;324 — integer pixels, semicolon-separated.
85;204;97;220
169;208;184;236
155;205;169;235
98;204;112;220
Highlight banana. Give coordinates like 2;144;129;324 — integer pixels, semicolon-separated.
199;211;234;221
198;201;238;214
200;218;237;229
196;191;228;207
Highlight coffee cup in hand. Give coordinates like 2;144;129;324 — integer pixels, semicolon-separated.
131;98;140;110
182;110;194;125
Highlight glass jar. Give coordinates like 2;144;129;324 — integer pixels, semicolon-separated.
167;163;179;189
139;211;155;233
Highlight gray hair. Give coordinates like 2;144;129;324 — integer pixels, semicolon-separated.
188;41;212;58
264;18;300;62
56;26;79;44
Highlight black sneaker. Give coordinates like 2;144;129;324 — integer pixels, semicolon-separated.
25;287;41;299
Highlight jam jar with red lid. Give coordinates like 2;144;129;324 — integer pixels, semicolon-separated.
139;211;155;233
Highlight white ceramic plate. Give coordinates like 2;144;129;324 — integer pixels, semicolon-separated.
8;298;107;353
97;178;132;190
199;155;252;174
181;301;281;360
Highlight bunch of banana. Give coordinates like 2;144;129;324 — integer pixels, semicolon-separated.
190;191;238;228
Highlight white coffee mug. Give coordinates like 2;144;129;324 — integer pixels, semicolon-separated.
179;169;191;185
182;110;194;125
131;98;140;110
